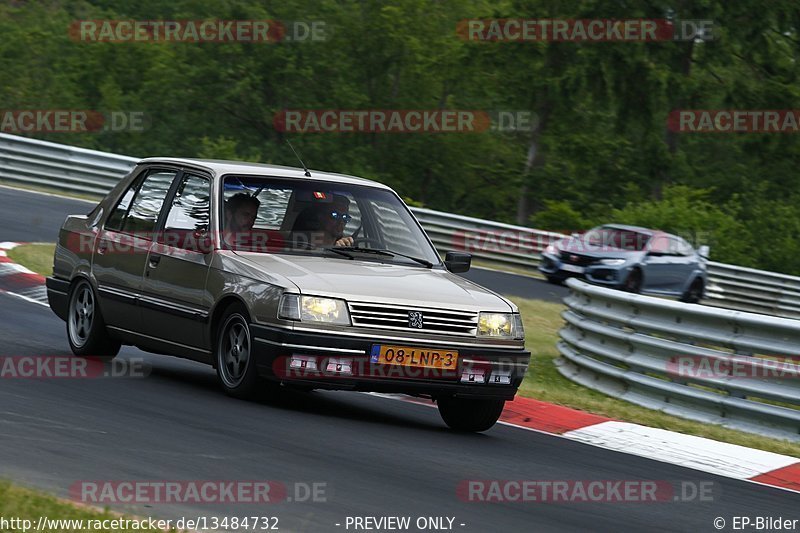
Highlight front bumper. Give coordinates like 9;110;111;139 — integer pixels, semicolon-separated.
538;253;629;287
250;324;530;400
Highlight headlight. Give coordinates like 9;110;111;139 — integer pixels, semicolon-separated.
279;294;351;325
478;312;524;339
599;258;626;266
544;243;557;255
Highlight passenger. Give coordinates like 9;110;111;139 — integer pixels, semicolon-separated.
224;193;260;248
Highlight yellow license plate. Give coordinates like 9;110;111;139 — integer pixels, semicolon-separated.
370;345;458;370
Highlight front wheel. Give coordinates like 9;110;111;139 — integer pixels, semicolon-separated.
215;304;261;399
437;397;505;432
67;279;120;358
681;279;704;304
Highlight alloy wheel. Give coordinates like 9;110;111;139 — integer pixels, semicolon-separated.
68;283;94;348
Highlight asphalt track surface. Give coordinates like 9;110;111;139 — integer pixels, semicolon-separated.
0;186;797;531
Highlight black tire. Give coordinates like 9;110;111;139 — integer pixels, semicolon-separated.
623;269;642;293
437;397;505;432
681;279;704;304
546;275;563;285
215;303;261;399
67;279;121;358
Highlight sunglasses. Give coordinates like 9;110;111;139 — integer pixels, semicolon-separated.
330;211;352;222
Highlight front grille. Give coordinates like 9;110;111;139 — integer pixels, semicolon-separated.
560;251;597;267
348;302;478;337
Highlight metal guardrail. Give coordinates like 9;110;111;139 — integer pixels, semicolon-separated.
558;278;800;441
705;262;800;319
412;207;563;270
3;132;800;319
0;133;137;196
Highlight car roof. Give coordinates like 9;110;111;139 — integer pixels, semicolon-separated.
136;157;392;190
600;223;656;234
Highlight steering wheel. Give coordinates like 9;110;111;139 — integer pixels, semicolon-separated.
351;237;384;248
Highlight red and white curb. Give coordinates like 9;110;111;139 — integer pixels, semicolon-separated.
0;242;48;306
375;394;800;495
1;242;798;494
499;397;800;493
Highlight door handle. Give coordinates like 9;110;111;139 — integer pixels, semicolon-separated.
97;240;108;255
148;254;162;269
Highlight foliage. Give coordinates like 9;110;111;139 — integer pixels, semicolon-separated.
2;0;799;272
606;185;752;265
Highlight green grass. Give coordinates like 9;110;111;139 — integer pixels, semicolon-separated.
0;480;179;532
8;243;800;457
7;243;55;276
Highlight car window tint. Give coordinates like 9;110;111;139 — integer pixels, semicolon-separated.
671;237;693;256
164;174;211;232
105;180;140;231
587;228;649;251
219;176;440;264
122;170;177;236
368;199;422;256
648;235;671;254
224;186;291;229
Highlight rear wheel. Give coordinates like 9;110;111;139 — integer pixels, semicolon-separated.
437;397;505;432
215;303;262;399
67;279;120;358
681;279;704;304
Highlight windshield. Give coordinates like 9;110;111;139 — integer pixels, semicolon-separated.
582;226;651;252
220;175;441;266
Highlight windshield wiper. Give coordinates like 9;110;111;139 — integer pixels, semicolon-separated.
322;247;356;259
329;247;433;268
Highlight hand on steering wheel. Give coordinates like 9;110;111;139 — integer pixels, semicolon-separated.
350;237;383;248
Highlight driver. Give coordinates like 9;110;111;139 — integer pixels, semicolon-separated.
292;194;354;248
320;194;354;247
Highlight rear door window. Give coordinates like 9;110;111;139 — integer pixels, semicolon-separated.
121;170;178;237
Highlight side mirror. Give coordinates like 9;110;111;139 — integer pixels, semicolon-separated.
697;245;710;259
444;251;471;273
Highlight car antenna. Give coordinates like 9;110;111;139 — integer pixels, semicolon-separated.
286;138;311;177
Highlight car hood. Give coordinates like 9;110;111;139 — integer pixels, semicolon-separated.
231;252;514;312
